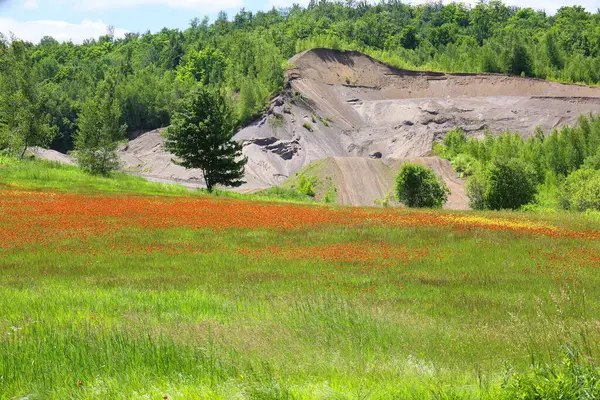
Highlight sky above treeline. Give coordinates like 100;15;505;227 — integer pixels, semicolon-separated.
0;0;598;44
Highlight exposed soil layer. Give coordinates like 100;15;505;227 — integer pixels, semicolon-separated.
28;147;75;165
118;129;206;189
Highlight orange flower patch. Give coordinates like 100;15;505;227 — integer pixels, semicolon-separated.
521;247;600;283
0;190;357;249
236;242;424;270
0;189;598;252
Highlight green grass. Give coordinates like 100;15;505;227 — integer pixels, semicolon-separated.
3;218;600;398
0;156;192;196
0;157;315;203
279;159;339;203
2;159;600;398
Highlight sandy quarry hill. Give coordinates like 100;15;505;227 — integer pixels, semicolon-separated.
232;49;600;207
34;49;600;208
283;156;468;209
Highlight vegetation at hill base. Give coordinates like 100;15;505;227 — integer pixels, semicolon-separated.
0;156;323;205
2;1;600;157
466;158;538;210
73;73;127;175
434;114;600;213
278;160;340;203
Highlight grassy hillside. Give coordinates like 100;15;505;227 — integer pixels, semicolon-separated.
1;162;600;398
0;156;191;195
0;157;315;203
279;159;334;201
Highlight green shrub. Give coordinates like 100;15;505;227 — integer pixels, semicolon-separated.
302;122;313;132
466;172;486;210
322;176;337;203
297;174;316;197
560;169;600;211
395;163;449;208
374;191;395;207
322;188;337;203
254;186;315;202
268;115;285;128
481;158;537;210
73;148;121;176
451;153;480;178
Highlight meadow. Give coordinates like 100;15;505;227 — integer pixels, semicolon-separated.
1;160;600;399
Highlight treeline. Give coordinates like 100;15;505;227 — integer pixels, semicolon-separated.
1;1;600;155
434;114;600;212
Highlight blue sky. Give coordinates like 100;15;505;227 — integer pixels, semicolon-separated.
0;0;598;43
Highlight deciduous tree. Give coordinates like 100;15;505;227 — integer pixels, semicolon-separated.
0;37;57;158
73;74;127;175
395;163;449;208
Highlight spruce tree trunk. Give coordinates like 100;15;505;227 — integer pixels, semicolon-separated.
203;171;212;193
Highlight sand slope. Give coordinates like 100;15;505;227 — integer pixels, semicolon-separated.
238;49;600;186
283;156;467;208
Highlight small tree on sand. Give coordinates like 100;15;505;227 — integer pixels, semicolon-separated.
73;74;126;175
165;86;246;192
395;163;449;208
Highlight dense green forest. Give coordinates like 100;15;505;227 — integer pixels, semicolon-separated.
1;0;600;155
434;114;600;212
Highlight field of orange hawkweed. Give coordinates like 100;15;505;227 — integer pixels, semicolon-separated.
3;186;600;399
1;188;598;252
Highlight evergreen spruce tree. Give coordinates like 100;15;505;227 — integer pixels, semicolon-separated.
165;85;246;192
73;74;127;175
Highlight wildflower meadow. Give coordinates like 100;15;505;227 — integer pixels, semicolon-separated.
1;186;600;398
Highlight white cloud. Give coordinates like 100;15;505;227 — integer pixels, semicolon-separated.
268;0;308;9
0;18;128;44
23;0;40;9
70;0;243;11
